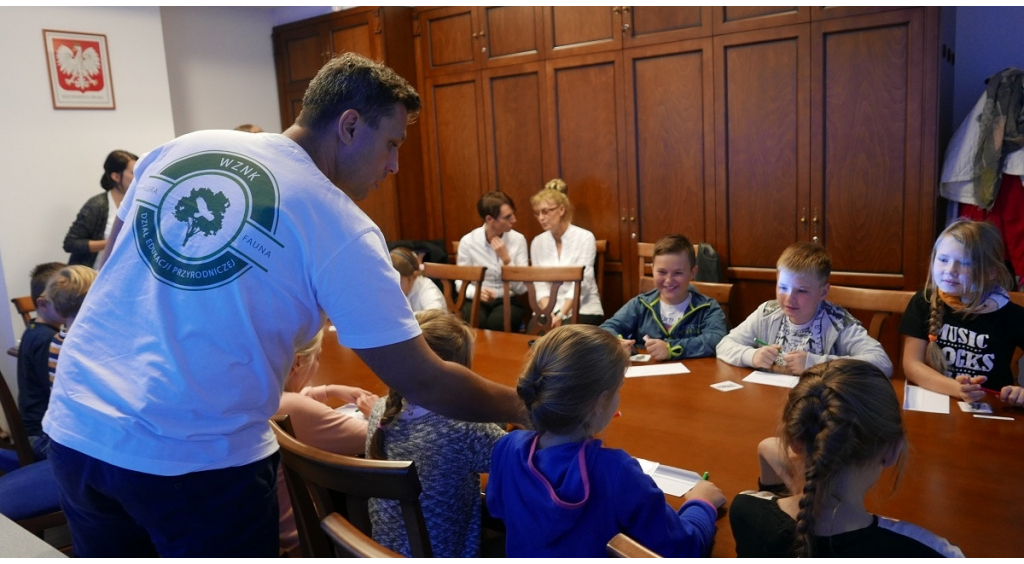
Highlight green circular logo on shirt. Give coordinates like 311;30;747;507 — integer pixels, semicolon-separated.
132;151;281;290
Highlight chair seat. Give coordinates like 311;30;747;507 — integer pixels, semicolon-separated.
0;459;62;521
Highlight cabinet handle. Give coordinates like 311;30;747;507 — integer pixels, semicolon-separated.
479;30;486;37
622;23;631;33
472;32;479;38
631;232;637;240
613;7;621;14
813;236;819;243
621;208;627;222
800;207;807;224
629;208;636;223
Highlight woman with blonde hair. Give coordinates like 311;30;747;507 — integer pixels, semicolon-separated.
529;179;604;326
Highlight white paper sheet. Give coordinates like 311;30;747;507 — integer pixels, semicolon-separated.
742;371;799;388
635;458;702;497
334;403;368;420
903;382;950;414
625;362;690;378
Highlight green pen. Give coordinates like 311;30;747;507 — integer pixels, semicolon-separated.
754;338;771;347
702;471;709;480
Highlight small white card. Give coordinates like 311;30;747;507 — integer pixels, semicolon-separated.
973;414;1014;421
711;380;744;392
958;401;993;414
625;362;690;378
635;458;702;497
903;382;950;414
742;371;799;388
629;353;651;362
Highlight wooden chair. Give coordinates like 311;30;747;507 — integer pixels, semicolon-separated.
501;265;583;334
321;512;404;558
1009;291;1024;307
606;532;662;557
0;368;68;552
595;239;608;298
271;419;432;558
11;296;35;329
449;240;460;263
0;367;36;472
825;285;915;340
637;242;734;320
422;262;486;328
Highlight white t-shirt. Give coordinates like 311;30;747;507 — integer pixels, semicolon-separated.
529;224;604;316
44;130;420;475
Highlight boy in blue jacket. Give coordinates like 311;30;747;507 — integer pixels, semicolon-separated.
600;235;726;360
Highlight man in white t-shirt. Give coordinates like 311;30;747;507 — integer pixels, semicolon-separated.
43;53;523;558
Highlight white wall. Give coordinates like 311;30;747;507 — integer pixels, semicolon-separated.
0;7;176;351
160;6;282;135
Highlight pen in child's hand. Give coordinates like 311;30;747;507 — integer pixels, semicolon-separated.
754;338;771;347
702;471;709;480
980;387;1000;398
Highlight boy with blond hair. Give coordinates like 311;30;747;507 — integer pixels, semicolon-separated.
45;265;99;383
716;242;892;376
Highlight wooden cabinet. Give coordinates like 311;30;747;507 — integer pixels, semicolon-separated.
273;7;427;241
417;6;543;76
413;6;951;318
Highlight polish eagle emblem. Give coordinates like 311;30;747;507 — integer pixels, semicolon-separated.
55;43;102;92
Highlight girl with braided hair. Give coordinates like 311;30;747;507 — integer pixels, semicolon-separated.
366;310;505;557
730;359;964;557
900;219;1024;406
486;324;724;557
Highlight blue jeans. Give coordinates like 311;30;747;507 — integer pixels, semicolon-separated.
49;441;280;557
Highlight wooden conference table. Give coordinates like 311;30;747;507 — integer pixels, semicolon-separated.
312;329;1022;558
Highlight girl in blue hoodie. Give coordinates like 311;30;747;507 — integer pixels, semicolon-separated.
486;325;725;557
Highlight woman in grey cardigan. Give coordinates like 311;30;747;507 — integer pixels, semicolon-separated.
63;150;137;268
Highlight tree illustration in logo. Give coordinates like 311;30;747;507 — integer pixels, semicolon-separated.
173;187;231;247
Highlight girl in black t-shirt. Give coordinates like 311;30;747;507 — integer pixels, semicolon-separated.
900;219;1024;406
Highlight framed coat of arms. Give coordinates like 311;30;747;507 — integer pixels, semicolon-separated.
43;29;115;110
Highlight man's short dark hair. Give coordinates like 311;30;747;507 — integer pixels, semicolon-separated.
477;191;515;221
296;52;421;132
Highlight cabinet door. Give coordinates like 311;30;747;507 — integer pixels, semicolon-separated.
624;39;715;263
811;9;926;287
275;24;327;93
545;52;629;310
422;72;489;247
419;6;479;76
479;6;544;68
714;25;811;276
324;9;381;61
543;6;622;59
623;6;713;47
712;6;810;35
481;63;550;244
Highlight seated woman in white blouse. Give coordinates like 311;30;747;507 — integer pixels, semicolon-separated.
390;247;446;313
456;191;529;331
529;179;604;326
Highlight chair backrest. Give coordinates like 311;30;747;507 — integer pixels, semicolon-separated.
826;285;915;340
692;281;735;321
606;532;662;557
449;240;460;263
11;296;35;329
321;512;404;558
421;262;486;328
0;367;36;471
271;419;432;558
501;265;583;334
1009;291;1024;307
637;242;656;290
594;239;608;298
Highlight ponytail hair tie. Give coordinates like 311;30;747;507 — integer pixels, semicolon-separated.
517;378;540;406
928;334;938;343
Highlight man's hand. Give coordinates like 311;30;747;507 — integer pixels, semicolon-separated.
489;236;511;265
